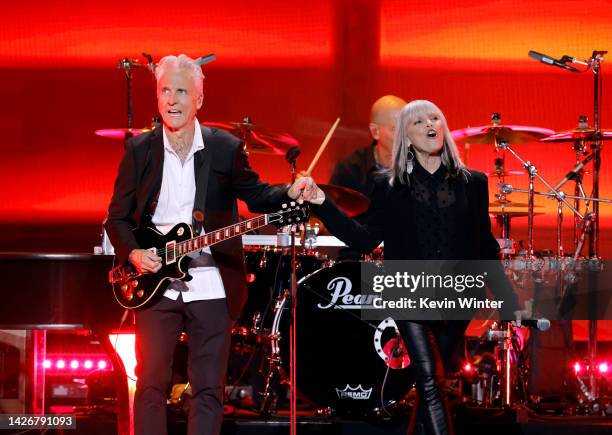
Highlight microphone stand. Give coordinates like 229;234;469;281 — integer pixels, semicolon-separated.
285;146;300;435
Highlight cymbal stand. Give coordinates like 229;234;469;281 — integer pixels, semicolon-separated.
491;157;513;258
497;141;584;257
587;50;606;404
556;49;607;401
117;58;140;144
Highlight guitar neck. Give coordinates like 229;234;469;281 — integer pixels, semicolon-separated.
175;215;269;256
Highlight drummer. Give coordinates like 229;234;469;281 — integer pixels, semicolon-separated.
329;95;406;260
329;95;406;197
294;100;522;435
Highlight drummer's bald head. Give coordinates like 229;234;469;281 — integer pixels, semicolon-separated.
370;95;406;124
369;95;406;161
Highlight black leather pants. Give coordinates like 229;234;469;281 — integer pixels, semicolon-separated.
399;321;466;435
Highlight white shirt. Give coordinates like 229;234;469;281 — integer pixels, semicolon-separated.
152;118;227;302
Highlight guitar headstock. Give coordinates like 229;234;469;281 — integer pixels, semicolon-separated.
268;201;310;228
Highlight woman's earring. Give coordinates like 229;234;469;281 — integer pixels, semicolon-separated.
406;148;415;162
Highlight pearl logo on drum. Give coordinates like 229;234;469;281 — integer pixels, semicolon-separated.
335;384;373;400
316;276;377;310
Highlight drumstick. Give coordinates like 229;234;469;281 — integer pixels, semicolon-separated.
306;117;340;175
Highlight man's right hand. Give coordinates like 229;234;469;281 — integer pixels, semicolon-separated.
288;176;325;205
129;249;162;274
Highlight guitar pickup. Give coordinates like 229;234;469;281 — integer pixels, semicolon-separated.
165;240;176;264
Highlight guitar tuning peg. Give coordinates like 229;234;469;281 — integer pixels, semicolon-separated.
290;201;295;207
282;203;288;209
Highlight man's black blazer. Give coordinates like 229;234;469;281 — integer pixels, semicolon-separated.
105;125;288;320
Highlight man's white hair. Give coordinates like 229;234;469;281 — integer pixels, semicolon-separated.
155;54;204;95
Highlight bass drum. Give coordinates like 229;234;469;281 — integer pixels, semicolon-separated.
276;261;413;417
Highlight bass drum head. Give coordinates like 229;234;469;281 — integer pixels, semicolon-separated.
280;261;413;417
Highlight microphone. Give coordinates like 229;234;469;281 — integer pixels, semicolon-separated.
520;318;551;331
195;54;216;66
285;146;301;164
528;51;579;73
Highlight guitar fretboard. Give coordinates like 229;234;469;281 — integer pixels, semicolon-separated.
172;215;269;257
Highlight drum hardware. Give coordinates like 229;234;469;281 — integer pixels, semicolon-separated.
463;322;530;408
303;222;320;250
496;141;586;258
202;118;300;156
94;58;150;142
529;50;608;403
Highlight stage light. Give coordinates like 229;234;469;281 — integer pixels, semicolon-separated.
463;362;473;373
573;362;582;374
43;359;52;369
70;360;79;369
56;359;66;369
98;360;107;370
84;360;93;369
599;362;609;374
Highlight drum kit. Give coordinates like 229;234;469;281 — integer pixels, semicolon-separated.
98;50;611;420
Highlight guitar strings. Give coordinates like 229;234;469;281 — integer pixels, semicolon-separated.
152;213;279;257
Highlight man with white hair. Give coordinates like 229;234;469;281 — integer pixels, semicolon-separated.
105;54;303;435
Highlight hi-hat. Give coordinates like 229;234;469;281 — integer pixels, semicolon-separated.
95;128;150;139
452;125;554;145
202;120;300;155
485;169;525;177
540;128;612;143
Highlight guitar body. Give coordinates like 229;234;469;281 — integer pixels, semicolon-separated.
109;202;309;310
112;223;194;310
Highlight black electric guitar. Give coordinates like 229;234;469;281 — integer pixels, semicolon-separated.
109;202;309;310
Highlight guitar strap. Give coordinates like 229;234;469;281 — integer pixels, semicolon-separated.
193;126;213;235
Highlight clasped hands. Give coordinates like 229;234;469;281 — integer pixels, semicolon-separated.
287;174;326;205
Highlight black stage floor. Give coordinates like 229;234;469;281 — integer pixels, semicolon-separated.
12;407;611;435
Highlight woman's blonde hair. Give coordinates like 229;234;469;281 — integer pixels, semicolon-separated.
388;100;467;186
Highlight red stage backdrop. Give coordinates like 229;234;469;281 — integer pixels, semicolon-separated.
1;0;611;339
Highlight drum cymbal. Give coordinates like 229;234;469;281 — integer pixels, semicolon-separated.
269;183;369;218
202;120;299;155
318;184;370;217
452;125;554;145
489;209;544;218
485;170;526;177
95;127;150;139
540;128;612;143
490;200;543;208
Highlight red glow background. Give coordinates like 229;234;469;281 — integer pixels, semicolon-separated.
1;1;611;336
